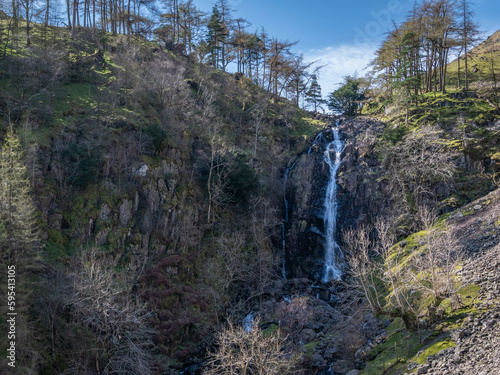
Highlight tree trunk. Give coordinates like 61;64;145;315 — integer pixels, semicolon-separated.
127;0;131;34
12;0;18;29
45;0;50;26
83;0;87;27
72;0;77;33
25;0;30;46
66;0;72;29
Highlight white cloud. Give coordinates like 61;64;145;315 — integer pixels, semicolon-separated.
304;43;377;97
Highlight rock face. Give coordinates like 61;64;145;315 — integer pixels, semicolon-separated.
284;117;389;280
336;117;389;229
256;278;373;375
40;132;204;272
285;126;341;280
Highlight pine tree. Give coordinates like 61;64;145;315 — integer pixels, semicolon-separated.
457;0;480;91
0;130;40;267
327;76;364;116
305;74;325;112
0;130;41;371
206;5;226;69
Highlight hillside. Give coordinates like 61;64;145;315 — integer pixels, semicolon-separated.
0;27;328;373
1;4;500;375
356;188;500;375
339;29;500;375
447;29;500;92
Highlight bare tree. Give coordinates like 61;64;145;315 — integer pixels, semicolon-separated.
135;55;193;129
411;206;462;313
69;247;153;374
343;225;384;315
202;229;249;320
203;317;300;375
457;0;480;91
276;296;314;345
381;125;457;232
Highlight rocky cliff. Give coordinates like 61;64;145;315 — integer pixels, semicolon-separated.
284;117;390;280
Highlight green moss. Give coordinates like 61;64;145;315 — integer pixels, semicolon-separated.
457;284;481;307
290;116;326;139
262;324;280;337
362;330;424;375
301;340;320;358
386;318;405;336
414;338;455;365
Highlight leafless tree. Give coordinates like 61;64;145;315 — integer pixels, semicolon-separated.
69;247;153;374
381;125;457;232
276;296;314;345
202;229;249;321
203;317;300;375
411;206;462;312
135;55;193;130
343;225;384;315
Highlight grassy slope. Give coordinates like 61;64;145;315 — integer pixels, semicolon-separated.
359;30;500;375
363;28;500;207
447;29;500;89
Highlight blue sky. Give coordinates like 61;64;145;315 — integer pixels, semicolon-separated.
196;0;500;96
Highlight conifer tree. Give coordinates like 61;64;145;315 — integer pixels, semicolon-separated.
0;130;40;267
457;0;480;90
207;5;227;69
305;74;325;112
327;76;364;116
0;129;41;372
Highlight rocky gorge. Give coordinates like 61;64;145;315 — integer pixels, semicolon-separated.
2;23;500;374
273;114;500;374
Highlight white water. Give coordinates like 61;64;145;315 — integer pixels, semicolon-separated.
308;132;325;154
322;127;344;282
243;313;254;332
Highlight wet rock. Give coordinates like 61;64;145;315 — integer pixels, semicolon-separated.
323;346;338;361
331;359;352;374
312;353;328;369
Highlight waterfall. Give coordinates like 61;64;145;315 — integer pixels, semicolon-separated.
322;127;344;282
282;123;344;282
281;162;296;279
308;132;325;154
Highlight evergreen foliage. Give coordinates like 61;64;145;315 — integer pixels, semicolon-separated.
206;5;227;69
0;130;40;264
305;74;325;112
327;76;364;116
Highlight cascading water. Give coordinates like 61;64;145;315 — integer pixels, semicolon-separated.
322;126;344;282
282;122;344;281
281;162;296;279
308;132;325;154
